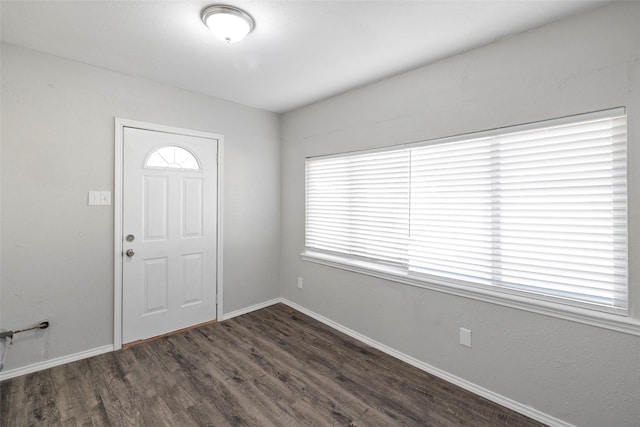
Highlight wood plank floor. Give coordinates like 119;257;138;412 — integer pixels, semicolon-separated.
1;304;545;426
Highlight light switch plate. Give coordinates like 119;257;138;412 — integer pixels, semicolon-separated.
88;191;101;206
100;191;111;205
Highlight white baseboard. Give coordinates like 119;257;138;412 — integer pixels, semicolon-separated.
0;296;284;381
280;298;573;427
0;344;114;382
222;298;281;321
0;299;572;427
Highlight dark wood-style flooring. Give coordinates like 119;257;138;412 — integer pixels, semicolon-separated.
1;303;545;426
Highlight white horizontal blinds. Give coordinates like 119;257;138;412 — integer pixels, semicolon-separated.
495;115;627;310
305;149;410;265
407;112;627;312
305;109;627;313
409;137;494;284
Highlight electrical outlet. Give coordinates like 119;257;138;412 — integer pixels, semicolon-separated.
297;277;303;289
460;328;472;347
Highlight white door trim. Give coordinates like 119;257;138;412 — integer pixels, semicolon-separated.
114;118;224;350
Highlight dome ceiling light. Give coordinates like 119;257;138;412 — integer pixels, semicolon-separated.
201;4;255;43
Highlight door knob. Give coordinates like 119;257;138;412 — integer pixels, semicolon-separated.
125;249;135;257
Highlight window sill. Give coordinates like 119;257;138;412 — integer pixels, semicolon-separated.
301;250;640;337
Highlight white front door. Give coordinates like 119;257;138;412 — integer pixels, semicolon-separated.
122;127;218;344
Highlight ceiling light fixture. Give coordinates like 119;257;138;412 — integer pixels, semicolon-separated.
201;4;255;43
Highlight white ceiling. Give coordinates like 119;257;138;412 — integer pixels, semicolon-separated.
1;0;612;113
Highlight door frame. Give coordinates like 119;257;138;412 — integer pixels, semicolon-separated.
113;118;224;350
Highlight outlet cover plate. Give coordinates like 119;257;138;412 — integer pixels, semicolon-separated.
460;328;472;347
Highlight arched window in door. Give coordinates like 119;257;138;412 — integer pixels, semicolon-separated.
145;146;200;170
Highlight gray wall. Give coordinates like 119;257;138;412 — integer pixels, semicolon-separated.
281;3;640;426
0;43;281;370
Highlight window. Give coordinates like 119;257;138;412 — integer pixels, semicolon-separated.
305;109;628;315
145;146;200;170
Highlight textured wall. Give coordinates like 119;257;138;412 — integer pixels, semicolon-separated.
281;3;640;426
